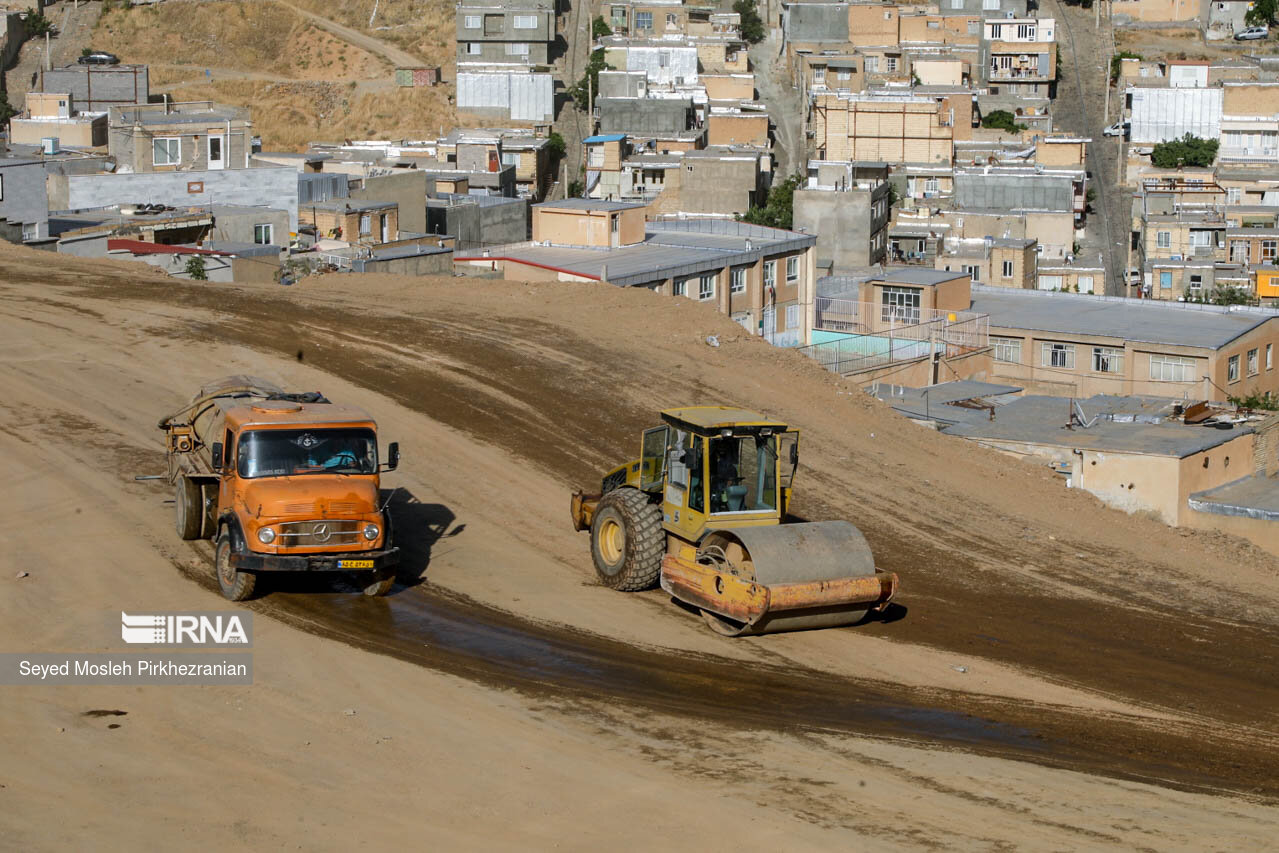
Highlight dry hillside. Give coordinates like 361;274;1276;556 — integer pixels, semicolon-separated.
91;0;457;149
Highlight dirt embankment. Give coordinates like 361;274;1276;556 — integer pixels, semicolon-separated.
1;243;1277;848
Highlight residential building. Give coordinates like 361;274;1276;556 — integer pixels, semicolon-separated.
456;210;818;346
297;200;399;246
425;193;528;250
8;93;107;148
810;92;958;165
108;101;253;173
1127;86;1223;144
455;69;555;122
792;160;890;270
647;146;770;217
973;285;1279;399
456;0;555;65
437;128;553;200
0;156;50;241
936;236;1038;289
979;17;1057;97
39;63;149;113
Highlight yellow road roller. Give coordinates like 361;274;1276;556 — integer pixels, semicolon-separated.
571;407;898;635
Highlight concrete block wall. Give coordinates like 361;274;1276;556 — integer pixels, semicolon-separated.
64;167;299;231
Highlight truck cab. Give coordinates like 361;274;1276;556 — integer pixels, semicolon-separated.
162;378;400;600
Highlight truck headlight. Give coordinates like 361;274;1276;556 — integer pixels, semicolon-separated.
257;527;276;544
362;523;380;541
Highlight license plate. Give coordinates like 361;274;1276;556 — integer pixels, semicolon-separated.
338;559;374;569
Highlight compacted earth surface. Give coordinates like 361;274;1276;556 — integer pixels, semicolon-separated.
1;243;1277;849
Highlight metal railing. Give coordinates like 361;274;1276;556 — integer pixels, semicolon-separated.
800;298;990;376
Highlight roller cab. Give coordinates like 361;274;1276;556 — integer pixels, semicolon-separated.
571;406;898;635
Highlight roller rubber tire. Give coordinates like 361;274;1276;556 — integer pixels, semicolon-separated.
175;477;202;541
590;487;664;591
215;532;257;601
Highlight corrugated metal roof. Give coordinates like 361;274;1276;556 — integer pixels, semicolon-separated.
972;285;1276;350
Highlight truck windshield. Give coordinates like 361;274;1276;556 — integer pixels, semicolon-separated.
237;428;377;478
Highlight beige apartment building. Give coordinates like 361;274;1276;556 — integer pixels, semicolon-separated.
811;92;959;165
972;286;1279;399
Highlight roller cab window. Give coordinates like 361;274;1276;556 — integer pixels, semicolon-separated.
708;434;777;515
237;428;377;478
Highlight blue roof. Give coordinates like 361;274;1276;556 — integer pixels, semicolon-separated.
584;134;626;143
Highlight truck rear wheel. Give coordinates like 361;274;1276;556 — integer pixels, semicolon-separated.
590;487;664;591
215;532;257;601
199;483;217;540
175;477;202;541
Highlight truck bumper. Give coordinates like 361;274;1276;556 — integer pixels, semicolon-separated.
229;547;399;572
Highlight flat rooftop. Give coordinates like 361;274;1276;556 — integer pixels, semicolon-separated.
1190;475;1279;521
970;285;1278;350
943;394;1253;458
534;198;646;212
870;379;1024;426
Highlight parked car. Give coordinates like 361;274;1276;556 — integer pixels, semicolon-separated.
1235;26;1269;41
1103;119;1130;138
77;51;120;65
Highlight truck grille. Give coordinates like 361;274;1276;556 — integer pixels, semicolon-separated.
276;519;362;547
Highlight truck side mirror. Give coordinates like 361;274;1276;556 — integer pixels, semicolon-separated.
210;442;223;472
386;442;400;471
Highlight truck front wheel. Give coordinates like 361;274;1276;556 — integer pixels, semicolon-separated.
215;532;257;601
362;572;395;597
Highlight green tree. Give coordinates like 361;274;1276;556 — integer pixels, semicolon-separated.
592;15;612;39
739;174;802;230
23;8;55;37
184;256;209;281
1110;51;1142;85
1151;134;1220;168
1228;390;1279;410
980;110;1024;134
0;90;16;125
569;49;612;106
733;0;766;45
1247;0;1276;26
546;131;566;162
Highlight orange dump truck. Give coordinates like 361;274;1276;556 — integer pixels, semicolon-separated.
159;376;401;600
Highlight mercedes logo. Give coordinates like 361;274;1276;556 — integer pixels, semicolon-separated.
312;522;332;543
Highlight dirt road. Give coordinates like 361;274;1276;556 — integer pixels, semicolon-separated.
2;245;1278;847
277;0;420;68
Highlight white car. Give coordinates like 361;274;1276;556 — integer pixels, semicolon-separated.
1235;26;1269;41
1103;120;1129;137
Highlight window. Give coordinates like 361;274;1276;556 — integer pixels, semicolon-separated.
1078;275;1094;293
1189;274;1203;293
1159;271;1173;290
1041;342;1075;369
1189;230;1212;248
813;65;826;83
923;178;940;195
513;14;537;28
836;69;851;81
467;42;482;55
698;274;715;301
731;267;746;294
1016;23;1035;39
359;214;372;235
1002;260;1014;278
658;50;670;68
1093;346;1124;374
253;224;273;245
673;279;687;297
1156;231;1171;249
989;24;1002;39
1228;354;1240;383
237;428;377;479
763;260;776;288
505;42;529;56
666;12;677;27
964;264;981;282
881;286;921;324
1268;343;1273;370
1248;348;1260;376
635;11;652;29
950;0;963;8
864;56;879;73
1227;187;1241;204
786;256;799;283
983;0;1000;8
463;15;480;28
786;303;800;329
1264;240;1278;261
885;56;898;73
610;215;619;233
1150;354;1195;382
991;336;1022;364
153;137;180;167
1230;240;1248;263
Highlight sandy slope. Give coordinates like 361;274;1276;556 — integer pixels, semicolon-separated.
1;244;1277;848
